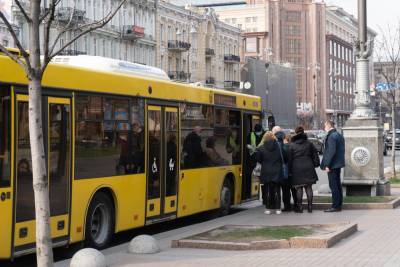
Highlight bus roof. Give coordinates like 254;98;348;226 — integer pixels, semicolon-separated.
51;55;171;81
0;54;261;111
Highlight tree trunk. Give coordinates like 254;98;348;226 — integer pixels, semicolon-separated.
29;77;54;267
29;1;54;266
392;102;396;178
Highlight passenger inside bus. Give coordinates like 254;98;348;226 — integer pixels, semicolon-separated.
205;136;228;166
182;126;205;169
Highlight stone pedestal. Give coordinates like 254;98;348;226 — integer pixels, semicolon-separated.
342;118;390;196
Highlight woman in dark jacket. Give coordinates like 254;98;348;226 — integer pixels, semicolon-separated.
255;131;286;215
288;126;320;213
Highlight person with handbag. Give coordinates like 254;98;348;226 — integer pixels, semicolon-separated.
288;126;320;213
272;126;297;212
255;131;287;215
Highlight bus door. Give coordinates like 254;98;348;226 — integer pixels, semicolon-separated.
0;87;12;259
242;113;261;200
14;95;71;254
146;105;179;223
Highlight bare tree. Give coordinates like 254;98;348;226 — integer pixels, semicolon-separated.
375;22;400;179
0;0;125;266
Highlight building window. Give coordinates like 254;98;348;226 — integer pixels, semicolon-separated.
246;37;258;53
75;95;145;179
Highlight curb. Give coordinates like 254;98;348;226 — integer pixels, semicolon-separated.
171;223;357;251
304;196;400;210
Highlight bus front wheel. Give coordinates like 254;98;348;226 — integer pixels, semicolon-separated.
85;192;115;249
219;180;232;216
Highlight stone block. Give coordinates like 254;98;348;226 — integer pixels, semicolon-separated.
342;118;385;196
70;248;106;267
128;235;160;254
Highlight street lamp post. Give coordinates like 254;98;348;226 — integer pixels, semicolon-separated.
329;69;340;127
308;63;320;129
341;0;389;197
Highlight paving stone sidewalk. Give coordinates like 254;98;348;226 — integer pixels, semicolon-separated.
56;200;400;267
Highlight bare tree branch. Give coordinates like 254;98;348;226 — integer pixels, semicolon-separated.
0;11;32;71
15;0;32;23
39;0;62;22
48;0;126;61
43;0;62;71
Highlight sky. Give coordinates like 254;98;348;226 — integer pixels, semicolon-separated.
327;0;399;33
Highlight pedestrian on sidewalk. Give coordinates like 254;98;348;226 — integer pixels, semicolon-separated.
272;126;296;212
255;131;286;214
321;120;345;212
288;126;320;213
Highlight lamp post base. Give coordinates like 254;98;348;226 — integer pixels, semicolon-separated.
342;118;390;196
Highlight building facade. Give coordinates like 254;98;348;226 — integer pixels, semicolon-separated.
157;1;241;89
12;0;157;65
0;21;15;47
216;0;327;129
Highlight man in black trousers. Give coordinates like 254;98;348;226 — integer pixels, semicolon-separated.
321;120;345;212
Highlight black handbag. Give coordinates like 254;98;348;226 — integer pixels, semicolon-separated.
278;143;289;180
311;144;320;168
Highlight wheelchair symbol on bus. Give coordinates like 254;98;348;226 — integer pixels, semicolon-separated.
152;157;158;173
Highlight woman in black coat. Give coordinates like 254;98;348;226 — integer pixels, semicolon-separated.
288;126;320;213
255;132;286;215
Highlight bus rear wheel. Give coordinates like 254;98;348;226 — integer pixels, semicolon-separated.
219;180;232;216
85;192;114;249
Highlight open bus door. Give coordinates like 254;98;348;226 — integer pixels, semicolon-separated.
242;113;261;200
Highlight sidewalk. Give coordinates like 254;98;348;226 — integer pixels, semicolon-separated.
57;201;400;267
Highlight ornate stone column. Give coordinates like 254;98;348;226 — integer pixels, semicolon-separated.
342;0;390;196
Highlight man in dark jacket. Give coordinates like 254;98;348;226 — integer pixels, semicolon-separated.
272;126;296;212
321;120;345;212
183;126;204;168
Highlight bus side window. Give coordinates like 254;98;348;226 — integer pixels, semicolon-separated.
0;89;10;187
75;95;145;179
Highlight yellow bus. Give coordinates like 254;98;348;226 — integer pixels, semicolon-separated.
0;53;261;259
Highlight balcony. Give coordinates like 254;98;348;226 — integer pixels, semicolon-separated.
58;49;86;56
205;48;215;57
122;25;145;40
206;77;215;85
168;71;190;81
224;54;240;64
224;81;240;89
168;40;191;52
56;7;85;23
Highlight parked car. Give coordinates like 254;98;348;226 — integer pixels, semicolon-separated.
305;131;324;155
385;129;400;151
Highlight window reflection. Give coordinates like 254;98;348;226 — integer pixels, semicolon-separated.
75;95;145;179
181;104;213;169
16;101;35;222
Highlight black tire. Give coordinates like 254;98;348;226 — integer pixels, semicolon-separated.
85;192;115;249
219;180;233;216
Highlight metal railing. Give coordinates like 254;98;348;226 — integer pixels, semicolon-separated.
205;48;215;57
224;54;240;63
56;7;85;23
224;80;240;89
168;71;190;81
167;40;191;51
206;77;215;85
